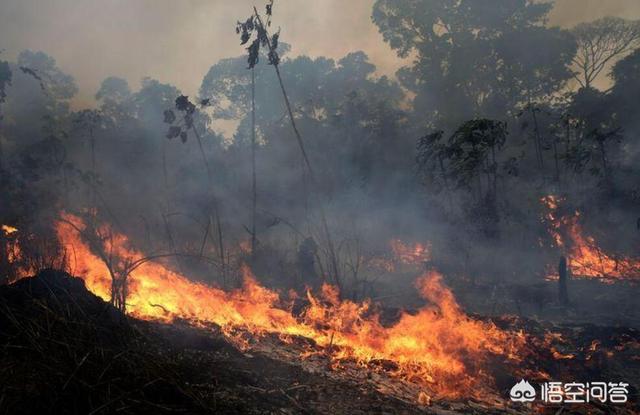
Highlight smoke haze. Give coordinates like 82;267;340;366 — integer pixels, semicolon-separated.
1;0;639;107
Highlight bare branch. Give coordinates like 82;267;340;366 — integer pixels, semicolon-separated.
571;16;640;89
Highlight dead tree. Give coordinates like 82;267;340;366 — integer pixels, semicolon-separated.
250;67;258;260
236;1;343;291
164;97;229;287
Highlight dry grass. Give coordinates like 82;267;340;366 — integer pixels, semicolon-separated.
0;269;225;414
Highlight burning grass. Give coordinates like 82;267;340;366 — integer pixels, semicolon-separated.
0;269;220;414
1;269;436;414
3;270;638;414
542;195;640;283
3;211;639;412
55;212;525;400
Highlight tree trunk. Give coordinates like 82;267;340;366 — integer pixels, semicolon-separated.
558;256;569;306
529;101;544;170
598;139;612;192
0;233;9;284
552;137;560;182
250;67;257;260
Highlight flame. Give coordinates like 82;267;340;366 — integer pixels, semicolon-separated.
367;256;395;273
2;224;30;282
542;196;640;282
390;239;431;265
366;239;431;273
53;212;523;399
238;239;252;254
2;224;18;235
417;391;431;406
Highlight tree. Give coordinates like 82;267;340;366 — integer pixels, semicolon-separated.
16;50;78;101
417;119;512;238
558;256;569;305
609;48;640;131
0;58;11;105
96;76;131;103
72;109;106;212
0;56;12;167
234;2;347;290
0;52;75;283
565;87;621;189
571;17;640;90
419;119;507;198
95;77;132;124
372;0;574;129
164;95;231;287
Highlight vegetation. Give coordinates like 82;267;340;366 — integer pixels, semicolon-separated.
1;0;640;301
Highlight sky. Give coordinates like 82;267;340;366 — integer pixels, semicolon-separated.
1;0;639;108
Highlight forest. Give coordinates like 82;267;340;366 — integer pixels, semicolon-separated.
1;1;640;414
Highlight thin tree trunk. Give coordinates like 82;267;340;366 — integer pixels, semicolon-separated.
253;8;341;289
0;134;4;171
552;138;560;182
162;141;186;275
598;139;611;192
250;67;257;260
491;145;497;198
0;233;9;284
558;256;569;306
529;101;544;170
274;63;341;289
191;124;227;287
89;130;98;228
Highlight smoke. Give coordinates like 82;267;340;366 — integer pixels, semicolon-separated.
1;0;639;318
0;0;403;108
548;0;640;27
2;0;638;107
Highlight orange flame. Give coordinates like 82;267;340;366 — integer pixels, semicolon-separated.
390;239;431;265
2;224;18;235
542;195;640;282
2;224;29;282
54;212;523;399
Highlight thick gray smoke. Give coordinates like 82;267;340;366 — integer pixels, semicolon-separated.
1;1;639;316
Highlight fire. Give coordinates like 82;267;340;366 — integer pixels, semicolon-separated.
366;239;431;273
542;196;640;282
238;239;252;254
53;212;524;399
2;224;18;235
2;224;29;282
390;239;431;265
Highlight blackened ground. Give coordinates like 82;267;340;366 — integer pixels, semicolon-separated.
0;270;425;415
1;270;638;414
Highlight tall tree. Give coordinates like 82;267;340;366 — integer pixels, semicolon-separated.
372;0;575;129
609;48;640;131
570;17;640;90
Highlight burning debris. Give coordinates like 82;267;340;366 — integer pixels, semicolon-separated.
1;224;18;235
0;212;629;413
54;213;523;400
2;0;640;413
542;196;640;283
2;269;440;414
2;263;639;414
389;239;431;266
